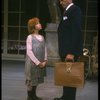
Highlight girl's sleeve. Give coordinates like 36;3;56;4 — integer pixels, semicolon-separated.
26;35;40;65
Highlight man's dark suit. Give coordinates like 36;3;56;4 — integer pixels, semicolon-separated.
57;4;83;100
58;4;83;59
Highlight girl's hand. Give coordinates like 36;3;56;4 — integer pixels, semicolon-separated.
42;61;47;67
38;60;47;68
38;63;43;68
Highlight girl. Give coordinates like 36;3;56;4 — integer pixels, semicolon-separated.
25;17;47;100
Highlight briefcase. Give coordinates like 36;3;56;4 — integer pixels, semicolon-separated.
54;61;85;88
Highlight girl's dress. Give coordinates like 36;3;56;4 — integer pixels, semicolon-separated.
25;34;47;88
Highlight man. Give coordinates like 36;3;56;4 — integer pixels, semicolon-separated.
54;0;83;100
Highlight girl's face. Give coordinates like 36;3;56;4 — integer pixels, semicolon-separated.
35;22;42;30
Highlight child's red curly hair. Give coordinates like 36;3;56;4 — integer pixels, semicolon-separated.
27;17;40;33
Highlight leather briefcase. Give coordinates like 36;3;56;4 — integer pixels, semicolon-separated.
54;61;85;88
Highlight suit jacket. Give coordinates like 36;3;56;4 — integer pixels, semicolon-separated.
58;5;83;58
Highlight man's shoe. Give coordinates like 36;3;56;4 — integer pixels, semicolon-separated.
27;97;33;100
54;97;62;100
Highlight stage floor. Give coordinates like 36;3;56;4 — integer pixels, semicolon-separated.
2;60;98;100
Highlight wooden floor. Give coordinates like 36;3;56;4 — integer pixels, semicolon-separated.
2;60;98;100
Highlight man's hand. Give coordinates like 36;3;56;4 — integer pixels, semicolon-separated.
66;54;74;61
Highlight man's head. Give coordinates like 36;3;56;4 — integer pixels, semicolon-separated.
59;0;72;8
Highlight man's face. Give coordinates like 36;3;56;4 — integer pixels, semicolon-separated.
59;0;70;8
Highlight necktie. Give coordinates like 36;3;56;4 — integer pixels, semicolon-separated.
63;10;66;15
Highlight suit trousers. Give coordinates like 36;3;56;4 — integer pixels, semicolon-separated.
62;86;76;100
